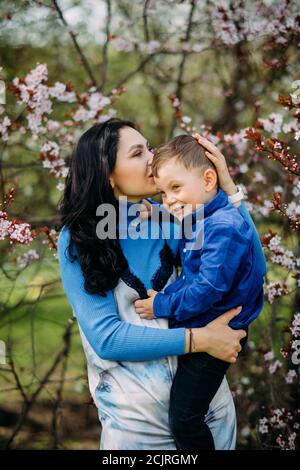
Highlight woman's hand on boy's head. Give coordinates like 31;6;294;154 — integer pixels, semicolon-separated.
134;289;158;320
192;133;237;197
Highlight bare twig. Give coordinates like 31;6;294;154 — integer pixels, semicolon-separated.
143;0;151;42
2;318;75;449
50;333;71;449
114;53;156;89
169;0;196;137
7;350;29;405
98;0;112;91
51;0;97;86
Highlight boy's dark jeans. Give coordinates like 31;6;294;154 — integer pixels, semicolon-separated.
169;331;248;451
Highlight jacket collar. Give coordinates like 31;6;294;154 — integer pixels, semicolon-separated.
189;188;227;225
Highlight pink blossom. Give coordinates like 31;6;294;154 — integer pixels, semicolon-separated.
87;93;111;113
25;63;48;88
0;211;11;240
9;222;34;245
73;106;94;122
48;82;76;103
41;141;60;157
29;114;47;135
46;120;60;133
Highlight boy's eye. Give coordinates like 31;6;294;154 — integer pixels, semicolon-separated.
172;185;180;190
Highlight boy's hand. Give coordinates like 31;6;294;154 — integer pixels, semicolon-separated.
138;199;153;220
134;289;158;319
192;133;237;196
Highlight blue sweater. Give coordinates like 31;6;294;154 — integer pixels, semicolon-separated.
57;199;266;361
153;189;266;329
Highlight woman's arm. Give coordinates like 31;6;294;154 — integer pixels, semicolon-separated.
58;226;186;362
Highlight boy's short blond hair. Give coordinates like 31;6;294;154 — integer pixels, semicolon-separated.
152;134;216;177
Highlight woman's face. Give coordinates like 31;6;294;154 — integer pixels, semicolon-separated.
110;126;157;202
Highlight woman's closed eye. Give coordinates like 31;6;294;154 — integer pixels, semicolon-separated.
132;143;153;157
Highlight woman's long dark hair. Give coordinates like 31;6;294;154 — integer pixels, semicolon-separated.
58;118;137;296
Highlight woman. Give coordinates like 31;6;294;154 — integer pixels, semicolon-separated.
57;118;254;450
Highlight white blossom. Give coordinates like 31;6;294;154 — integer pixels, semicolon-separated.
290;313;300;337
258;417;269;434
0;116;11;141
264;350;274;361
285;369;297;384
268;360;282;374
17;249;39;268
111;37;135;52
274;185;283;193
182;116;192;124
46;120;60;133
56;182;65;191
253;171;266;184
259;113;283;137
266;281;288;304
87;93;111;112
27;113;45;135
73;106;94;122
239;163;249;173
41;140;60;157
288;432;297;450
139;40;161;53
0;211;11;240
282;119;298;134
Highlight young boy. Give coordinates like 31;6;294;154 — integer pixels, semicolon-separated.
134;134;266;450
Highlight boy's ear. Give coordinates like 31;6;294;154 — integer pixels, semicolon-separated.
203;168;218;192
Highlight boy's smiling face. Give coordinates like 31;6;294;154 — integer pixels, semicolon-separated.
154;157;217;220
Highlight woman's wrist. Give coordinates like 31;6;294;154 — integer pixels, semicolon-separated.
185;327;208;353
224;183;237;196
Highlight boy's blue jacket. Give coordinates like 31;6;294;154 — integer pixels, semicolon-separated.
153;189;266;329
